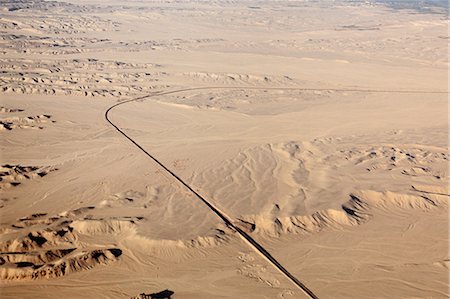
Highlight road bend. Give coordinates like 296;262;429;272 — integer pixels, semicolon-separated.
105;86;447;298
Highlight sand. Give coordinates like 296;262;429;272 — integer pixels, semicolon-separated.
0;0;448;298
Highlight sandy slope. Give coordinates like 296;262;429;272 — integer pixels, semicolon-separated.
0;0;448;298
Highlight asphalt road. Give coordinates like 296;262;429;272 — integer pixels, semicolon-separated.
105;85;447;298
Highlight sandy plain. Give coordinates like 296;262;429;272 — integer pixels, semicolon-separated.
0;0;448;298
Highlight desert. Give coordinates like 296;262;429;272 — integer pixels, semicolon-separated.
0;0;448;298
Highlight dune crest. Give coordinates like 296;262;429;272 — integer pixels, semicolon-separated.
238;190;445;237
0;248;122;281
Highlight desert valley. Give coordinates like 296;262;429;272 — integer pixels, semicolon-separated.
0;0;448;298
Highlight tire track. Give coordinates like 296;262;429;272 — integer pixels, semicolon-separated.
105;86;447;299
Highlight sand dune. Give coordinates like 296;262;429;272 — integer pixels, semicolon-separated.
179;72;295;86
238;190;444;237
0;58;164;98
0;164;56;190
0;248;122;280
0;107;24;113
0;114;54;131
0;205;124;281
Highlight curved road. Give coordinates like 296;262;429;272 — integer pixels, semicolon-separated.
105;86;447;299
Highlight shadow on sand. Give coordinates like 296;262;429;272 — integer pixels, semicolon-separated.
137;289;175;299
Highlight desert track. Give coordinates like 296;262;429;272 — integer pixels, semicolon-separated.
105;86;448;299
